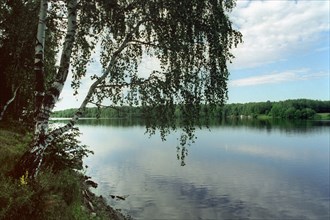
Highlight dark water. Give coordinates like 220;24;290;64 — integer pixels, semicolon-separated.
59;119;329;219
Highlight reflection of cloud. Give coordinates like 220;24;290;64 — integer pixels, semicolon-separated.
80;124;329;219
230;69;328;87
232;145;297;161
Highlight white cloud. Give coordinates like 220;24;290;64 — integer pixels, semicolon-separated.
230;68;328;87
229;0;330;69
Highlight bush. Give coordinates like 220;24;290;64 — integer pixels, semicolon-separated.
43;127;93;173
0;125;93;220
0;170;91;220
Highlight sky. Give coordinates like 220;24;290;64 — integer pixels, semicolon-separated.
54;0;330;110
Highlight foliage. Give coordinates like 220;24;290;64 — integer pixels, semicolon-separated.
0;124;112;220
62;0;242;140
0;124;32;173
0;0;59;122
43;126;93;173
8;0;242;178
52;99;330;120
0;170;92;220
217;99;329;119
316;113;330;120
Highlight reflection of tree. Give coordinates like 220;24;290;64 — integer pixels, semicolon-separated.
51;118;329;168
208;118;330;135
52;118;145;127
177;145;188;166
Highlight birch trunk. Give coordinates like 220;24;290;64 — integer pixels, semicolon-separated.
12;0;137;179
34;0;47;124
11;0;78;179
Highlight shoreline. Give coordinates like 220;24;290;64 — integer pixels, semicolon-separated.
0;123;130;219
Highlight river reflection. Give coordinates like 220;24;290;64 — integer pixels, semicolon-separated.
59;119;329;219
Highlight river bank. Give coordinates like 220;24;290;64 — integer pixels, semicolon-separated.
0;122;129;220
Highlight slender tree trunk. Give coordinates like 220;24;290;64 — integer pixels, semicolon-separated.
34;0;47;123
0;86;20;121
11;0;78;179
11;0;138;179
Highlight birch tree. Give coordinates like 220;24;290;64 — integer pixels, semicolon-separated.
12;0;242;178
0;0;58;122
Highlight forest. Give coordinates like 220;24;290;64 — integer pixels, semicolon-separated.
52;99;330;120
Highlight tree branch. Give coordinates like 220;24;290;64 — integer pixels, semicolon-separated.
88;101;122;111
0;86;20;121
129;39;161;48
47;19;146;143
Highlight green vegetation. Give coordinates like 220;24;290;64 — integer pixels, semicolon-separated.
316;113;330;120
52;99;330;120
0;123;125;220
221;99;329;119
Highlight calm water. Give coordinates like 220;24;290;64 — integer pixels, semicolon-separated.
68;119;329;219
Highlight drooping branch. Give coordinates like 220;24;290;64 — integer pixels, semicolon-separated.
44;21;145;143
0;86;20;121
129;40;161;48
88;102;122;111
11;19;144;178
12;0;243;179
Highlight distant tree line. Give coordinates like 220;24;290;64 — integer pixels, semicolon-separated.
52;106;143;119
218;99;329;119
52;99;330;120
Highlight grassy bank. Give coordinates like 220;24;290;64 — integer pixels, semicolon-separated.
254;113;330;120
0;122;127;220
316;113;330;120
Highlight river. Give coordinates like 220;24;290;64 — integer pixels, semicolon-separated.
57;118;330;220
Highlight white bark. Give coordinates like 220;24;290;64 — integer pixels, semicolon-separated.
34;0;48;122
35;0;77;136
0;86;20;121
19;1;140;178
25;0;78;178
38;26;135;147
34;0;47;69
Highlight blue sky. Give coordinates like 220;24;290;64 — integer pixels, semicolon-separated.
54;0;329;110
227;0;329;103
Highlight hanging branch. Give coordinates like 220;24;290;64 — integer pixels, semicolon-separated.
41;21;142;145
0;86;20;121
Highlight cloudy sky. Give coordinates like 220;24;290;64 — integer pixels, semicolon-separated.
55;0;329;110
227;0;329;103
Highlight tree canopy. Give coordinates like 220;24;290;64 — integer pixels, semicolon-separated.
5;0;242;178
0;0;60;122
69;0;242;133
52;99;330;120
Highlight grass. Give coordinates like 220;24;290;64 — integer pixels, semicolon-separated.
0;122;125;220
315;113;330;120
0;123;32;174
256;114;272;120
256;113;330;120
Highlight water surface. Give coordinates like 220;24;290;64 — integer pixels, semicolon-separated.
70;119;329;219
